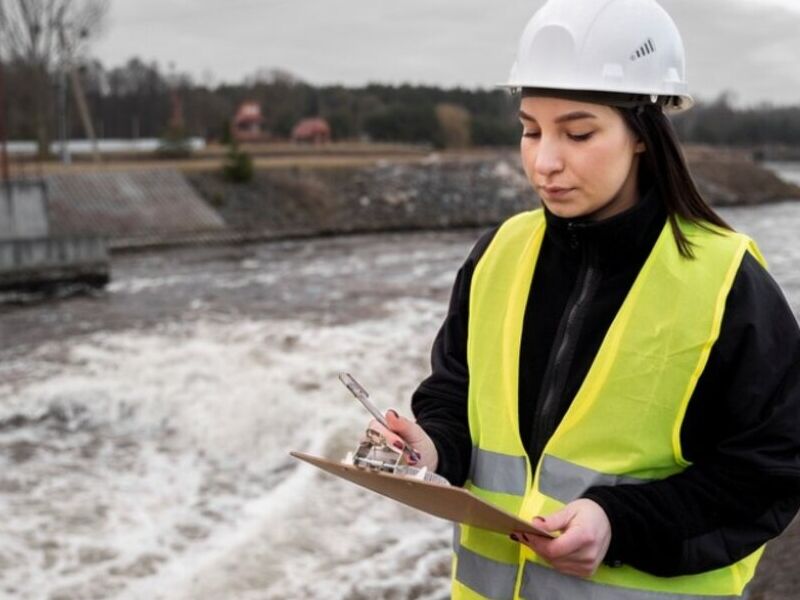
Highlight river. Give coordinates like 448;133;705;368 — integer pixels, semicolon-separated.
1;170;799;599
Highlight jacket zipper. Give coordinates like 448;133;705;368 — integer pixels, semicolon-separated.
530;223;600;466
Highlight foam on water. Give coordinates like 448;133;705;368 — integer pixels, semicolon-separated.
766;161;800;187
0;298;451;599
2;198;799;599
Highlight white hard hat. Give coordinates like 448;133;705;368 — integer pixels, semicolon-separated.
503;0;693;112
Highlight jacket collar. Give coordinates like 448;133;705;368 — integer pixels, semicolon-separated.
542;185;667;271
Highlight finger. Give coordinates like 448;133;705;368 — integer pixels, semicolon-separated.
385;408;401;423
536;507;574;533
385;409;415;435
366;420;406;449
384;411;425;457
519;530;553;544
520;531;553;557
525;527;587;561
514;536;549;560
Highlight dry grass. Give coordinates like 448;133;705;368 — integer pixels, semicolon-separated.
6;146;510;177
8;154;431;176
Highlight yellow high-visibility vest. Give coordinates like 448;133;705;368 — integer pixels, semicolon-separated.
452;208;767;599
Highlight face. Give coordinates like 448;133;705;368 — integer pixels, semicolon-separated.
519;95;645;220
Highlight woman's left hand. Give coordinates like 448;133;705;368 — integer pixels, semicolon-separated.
511;498;612;578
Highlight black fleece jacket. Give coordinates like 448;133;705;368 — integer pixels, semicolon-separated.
411;188;800;577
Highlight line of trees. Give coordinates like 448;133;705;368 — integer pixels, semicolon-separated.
2;59;521;149
671;93;800;147
0;0;109;155
3;53;800;151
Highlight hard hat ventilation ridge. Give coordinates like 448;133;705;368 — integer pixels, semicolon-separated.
630;39;656;61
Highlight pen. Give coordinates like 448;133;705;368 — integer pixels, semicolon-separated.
338;372;423;463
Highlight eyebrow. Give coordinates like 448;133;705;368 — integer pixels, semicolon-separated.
518;110;598;124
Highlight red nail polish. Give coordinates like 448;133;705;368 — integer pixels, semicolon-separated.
387;409;399;419
510;533;519;542
392;441;404;450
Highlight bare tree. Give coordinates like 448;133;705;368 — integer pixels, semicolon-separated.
0;0;108;157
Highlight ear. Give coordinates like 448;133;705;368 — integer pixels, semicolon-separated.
634;140;646;154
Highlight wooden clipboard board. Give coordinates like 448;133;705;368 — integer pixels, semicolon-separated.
290;451;554;538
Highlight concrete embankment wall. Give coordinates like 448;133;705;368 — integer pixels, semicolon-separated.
46;169;226;245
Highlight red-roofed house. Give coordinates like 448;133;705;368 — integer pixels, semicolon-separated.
232;101;266;142
291;117;331;144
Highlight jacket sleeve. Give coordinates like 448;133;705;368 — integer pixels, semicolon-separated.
583;252;800;576
411;227;499;486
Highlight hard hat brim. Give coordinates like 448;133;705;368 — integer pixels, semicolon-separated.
496;83;694;113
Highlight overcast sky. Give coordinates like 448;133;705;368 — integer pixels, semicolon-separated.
92;0;800;108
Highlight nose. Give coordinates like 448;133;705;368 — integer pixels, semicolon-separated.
533;137;565;177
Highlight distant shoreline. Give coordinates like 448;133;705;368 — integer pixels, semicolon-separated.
6;147;799;252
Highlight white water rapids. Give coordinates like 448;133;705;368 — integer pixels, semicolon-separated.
1;189;799;599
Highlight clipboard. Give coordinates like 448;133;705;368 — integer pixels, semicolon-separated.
290;451;555;538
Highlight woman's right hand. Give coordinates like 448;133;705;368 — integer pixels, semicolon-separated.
367;409;439;472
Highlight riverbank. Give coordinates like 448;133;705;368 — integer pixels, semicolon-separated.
6;147;798;254
683;145;800;205
185;148;800;241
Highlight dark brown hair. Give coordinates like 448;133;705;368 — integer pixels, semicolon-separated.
617;104;733;258
520;88;732;258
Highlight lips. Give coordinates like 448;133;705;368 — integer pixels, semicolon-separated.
542;186;573;194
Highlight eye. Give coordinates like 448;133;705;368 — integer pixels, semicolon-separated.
568;132;594;142
522;131;541;139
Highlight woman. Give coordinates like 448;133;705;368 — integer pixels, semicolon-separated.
369;0;800;597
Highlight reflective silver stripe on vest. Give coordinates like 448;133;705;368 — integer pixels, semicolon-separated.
539;454;650;504
469;447;528;496
520;561;745;600
455;543;519;600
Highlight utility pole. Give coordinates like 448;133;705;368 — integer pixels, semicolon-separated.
59;56;71;165
57;15;101;163
0;59;9;183
56;6;70;165
68;65;100;162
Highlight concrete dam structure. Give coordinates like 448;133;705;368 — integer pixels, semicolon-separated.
0;180;109;292
0;180;109;290
0;168;226;290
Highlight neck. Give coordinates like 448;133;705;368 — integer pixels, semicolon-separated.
542;184;666;272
